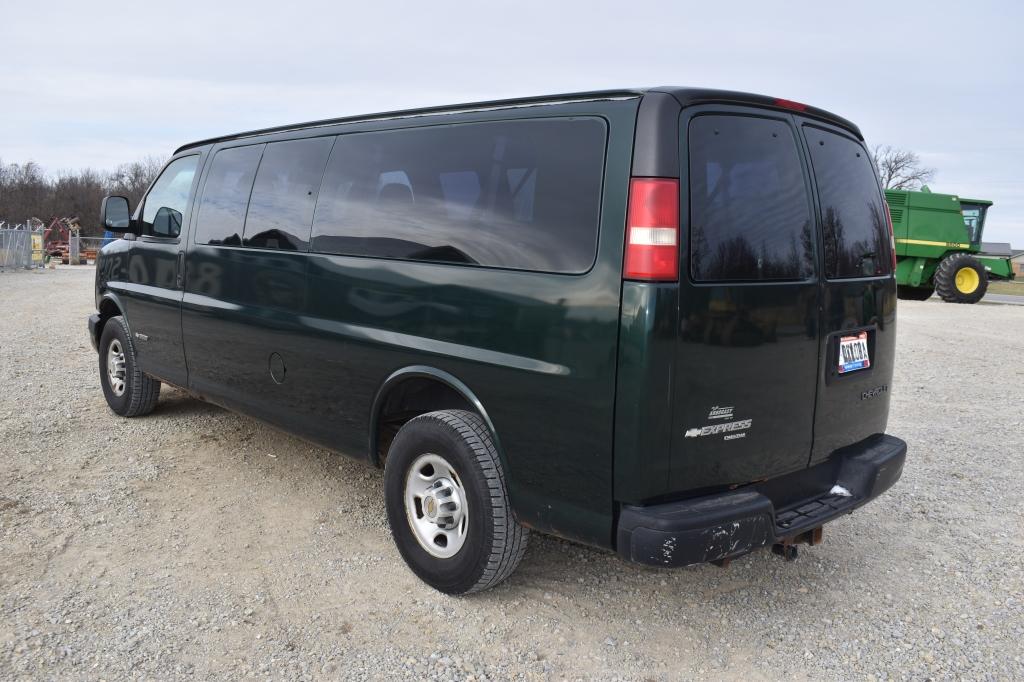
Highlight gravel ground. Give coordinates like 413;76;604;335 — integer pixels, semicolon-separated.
1;266;1022;681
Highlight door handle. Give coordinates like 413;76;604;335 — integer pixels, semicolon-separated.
175;251;185;289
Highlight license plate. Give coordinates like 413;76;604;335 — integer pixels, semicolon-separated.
837;331;870;374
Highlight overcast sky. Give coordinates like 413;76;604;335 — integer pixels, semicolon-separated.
3;0;1021;244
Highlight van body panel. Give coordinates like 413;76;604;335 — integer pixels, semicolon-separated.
810;280;896;461
117;151;205;386
180;244;312;433
612;282;678;503
669;105;821;493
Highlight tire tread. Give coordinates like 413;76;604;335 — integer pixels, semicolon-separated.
934;252;987;304
404;409;528;594
105;316;161;417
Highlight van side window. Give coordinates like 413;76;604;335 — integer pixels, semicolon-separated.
688;115;813;282
195;145;264;246
243;137;334;251
804;126;891;278
140;156;199;238
310;118;606;273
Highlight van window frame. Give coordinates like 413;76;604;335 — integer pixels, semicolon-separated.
238;136;336;252
191;141;268;248
190;115;610;278
137;153;202;245
306;115;610;276
679;105;821;287
799;122;895;281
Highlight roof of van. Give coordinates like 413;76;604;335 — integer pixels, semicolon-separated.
174;87;862;154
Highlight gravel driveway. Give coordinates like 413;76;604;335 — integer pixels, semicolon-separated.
2;266;1022;681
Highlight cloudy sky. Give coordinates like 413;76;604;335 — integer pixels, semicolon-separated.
3;0;1021;243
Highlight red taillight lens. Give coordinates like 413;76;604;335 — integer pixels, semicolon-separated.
884;203;897;270
624;178;679;281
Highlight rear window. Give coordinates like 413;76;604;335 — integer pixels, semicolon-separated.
804;126;890;278
688;115;814;281
195;145;264;246
310;118;607;273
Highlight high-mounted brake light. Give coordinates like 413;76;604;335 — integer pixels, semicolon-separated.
624;178;679;281
774;98;808;112
884;202;897;270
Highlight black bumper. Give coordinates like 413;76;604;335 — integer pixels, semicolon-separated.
88;313;101;352
616;434;906;567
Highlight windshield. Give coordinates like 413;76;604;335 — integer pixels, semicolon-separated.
960;203;988;243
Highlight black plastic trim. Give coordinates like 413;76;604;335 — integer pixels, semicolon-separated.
87;313;101;352
617;434;906;567
631;91;681;177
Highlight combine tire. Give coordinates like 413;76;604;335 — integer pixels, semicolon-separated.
897;286;934;301
934;253;987;304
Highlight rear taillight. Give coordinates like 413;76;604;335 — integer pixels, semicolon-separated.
884;203;897;270
624;177;679;281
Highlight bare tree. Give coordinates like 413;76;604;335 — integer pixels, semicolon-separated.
106;155;167;209
0;155;166;236
871;145;936;190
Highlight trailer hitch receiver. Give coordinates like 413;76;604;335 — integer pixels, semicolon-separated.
772;526;823;561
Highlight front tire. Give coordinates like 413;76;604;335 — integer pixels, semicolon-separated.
934;253;987;304
98;316;161;417
384;410;528;594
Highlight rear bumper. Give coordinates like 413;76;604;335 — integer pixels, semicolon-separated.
87;313;101;352
616;434;906;567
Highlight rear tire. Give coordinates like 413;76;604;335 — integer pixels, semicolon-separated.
384;410;528;594
934;253;987;304
98;316;161;417
896;285;935;301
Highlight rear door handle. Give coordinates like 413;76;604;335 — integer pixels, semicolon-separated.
175;251;185;289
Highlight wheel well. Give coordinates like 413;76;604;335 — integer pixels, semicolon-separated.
97;298;122;338
372;377;476;467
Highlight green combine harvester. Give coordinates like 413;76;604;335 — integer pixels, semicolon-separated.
886;187;1015;303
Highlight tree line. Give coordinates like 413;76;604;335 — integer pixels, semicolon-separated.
0;157;165;236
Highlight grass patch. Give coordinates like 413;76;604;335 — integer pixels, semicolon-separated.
988;280;1024;296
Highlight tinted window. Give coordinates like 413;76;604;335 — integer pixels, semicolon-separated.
141;156;198;238
243;137;334;251
311;118;606;273
195;145;263;246
804;126;891;278
689;115;813;281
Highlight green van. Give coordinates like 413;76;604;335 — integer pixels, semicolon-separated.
89;88;906;594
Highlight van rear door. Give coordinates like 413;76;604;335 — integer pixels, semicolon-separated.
669;107;821;492
799;121;896;463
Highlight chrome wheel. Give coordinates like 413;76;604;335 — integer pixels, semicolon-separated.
106;339;127;397
404;453;468;559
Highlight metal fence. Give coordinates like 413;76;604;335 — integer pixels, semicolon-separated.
0;226;44;271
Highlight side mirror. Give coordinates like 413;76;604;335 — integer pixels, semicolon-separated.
100;196;138;234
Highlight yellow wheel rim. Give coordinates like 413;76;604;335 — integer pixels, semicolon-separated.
955;266;980;294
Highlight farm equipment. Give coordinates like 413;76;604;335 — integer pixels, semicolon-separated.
42;217;96;264
886;188;1015;303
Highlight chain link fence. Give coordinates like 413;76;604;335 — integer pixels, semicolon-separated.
0;225;45;271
